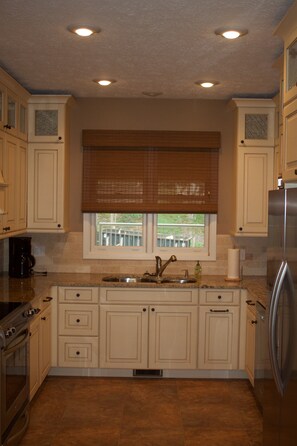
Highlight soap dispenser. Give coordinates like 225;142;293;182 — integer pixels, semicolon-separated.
194;261;202;282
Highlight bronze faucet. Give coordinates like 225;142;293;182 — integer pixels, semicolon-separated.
155;255;177;278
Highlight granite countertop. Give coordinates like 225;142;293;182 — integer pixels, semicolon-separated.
0;272;269;308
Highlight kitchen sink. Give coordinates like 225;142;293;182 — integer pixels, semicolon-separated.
102;275;196;284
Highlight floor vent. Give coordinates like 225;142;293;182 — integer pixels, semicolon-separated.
133;369;163;378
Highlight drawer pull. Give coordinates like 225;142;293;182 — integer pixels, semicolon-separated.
217;295;222;300
151;308;155;312
43;296;53;302
143;308;147;312
210;309;229;313
41;317;46;321
76;319;80;323
76;351;80;355
76;293;80;298
251;320;257;325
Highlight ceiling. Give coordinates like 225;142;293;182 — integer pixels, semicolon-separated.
0;0;294;100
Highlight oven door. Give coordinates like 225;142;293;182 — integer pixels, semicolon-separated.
1;327;30;442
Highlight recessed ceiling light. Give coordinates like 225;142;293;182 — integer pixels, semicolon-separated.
195;81;219;88
215;28;248;39
93;79;116;86
68;25;101;37
142;91;163;97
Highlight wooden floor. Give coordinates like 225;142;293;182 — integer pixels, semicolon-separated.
19;377;263;446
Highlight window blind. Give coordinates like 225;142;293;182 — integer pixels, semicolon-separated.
82;130;220;214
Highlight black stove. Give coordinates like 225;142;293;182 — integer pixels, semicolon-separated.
0;301;34;349
0;301;27;320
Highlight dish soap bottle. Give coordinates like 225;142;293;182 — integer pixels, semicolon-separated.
194;261;202;282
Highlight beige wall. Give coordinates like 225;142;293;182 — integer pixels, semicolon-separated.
68;98;234;234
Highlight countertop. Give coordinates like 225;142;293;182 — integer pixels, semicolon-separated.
0;272;269;308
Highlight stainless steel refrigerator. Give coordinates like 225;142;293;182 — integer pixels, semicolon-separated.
264;188;297;446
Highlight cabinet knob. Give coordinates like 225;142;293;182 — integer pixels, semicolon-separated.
76;293;80;297
251;320;257;325
76;319;80;323
239;227;243;231
240;140;244;144
41;317;47;321
217;295;222;300
57;224;61;228
151;308;155;312
3;124;11;129
58;136;62;140
143;308;146;312
295;169;297;175
76;351;80;355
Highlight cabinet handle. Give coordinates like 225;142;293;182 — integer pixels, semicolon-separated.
3;124;11;129
142;308;147;312
217;295;222;300
41;317;46;321
3;226;10;231
76;351;80;355
76;319;80;323
251;320;257;325
210;309;229;313
43;297;53;302
57;224;61;228
239;227;243;231
76;293;80;297
240;140;244;144
58;136;62;140
151;308;155;312
295;169;297;175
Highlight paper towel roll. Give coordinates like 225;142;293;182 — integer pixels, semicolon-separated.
227;248;240;280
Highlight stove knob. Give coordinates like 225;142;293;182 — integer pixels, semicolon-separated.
23;308;40;318
5;327;16;338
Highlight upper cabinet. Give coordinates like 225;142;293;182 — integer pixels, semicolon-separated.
0;69;30;141
229;99;275;237
28;97;69;143
232;99;275;147
27;95;73;232
275;3;297;182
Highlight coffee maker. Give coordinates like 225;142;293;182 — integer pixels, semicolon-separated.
9;237;36;278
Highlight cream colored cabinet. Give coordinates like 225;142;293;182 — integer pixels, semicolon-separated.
245;303;257;386
282;98;297;182
29;297;52;400
99;287;198;370
198;289;240;370
0;132;27;235
58;287;99;368
100;303;197;370
27;95;73;232
229;99;275;236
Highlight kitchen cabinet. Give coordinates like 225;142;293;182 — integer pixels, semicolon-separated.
100;287;198;370
245;301;257;386
275;4;297;182
229;98;275;236
29;296;52;400
198;289;240;370
57;287;99;368
27;95;73;232
100;303;197;369
0;132;27;236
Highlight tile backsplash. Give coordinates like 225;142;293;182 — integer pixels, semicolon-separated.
1;232;267;277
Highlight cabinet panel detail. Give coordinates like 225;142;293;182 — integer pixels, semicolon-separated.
58;336;98;368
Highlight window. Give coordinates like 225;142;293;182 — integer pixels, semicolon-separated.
83;213;216;260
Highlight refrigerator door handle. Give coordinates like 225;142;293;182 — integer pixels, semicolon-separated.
269;260;286;397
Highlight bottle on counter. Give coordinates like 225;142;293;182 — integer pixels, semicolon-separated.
194;261;202;282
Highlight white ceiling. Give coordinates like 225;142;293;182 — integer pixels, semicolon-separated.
0;0;294;99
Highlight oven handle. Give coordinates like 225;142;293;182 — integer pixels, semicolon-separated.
4;329;29;355
6;408;29;446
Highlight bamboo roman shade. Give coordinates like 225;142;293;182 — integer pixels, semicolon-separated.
82;130;220;214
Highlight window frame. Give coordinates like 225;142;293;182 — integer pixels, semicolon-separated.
83;213;217;261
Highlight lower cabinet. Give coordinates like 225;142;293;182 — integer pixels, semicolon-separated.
245;303;257;386
29;301;52;400
57;287;99;368
100;299;198;369
198;289;240;370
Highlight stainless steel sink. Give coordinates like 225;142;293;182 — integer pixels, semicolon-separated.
102;275;196;284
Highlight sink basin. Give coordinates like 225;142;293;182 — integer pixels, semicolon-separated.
161;277;197;284
102;275;196;284
102;275;158;283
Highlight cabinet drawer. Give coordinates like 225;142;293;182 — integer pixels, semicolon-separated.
58;336;98;368
100;287;198;304
58;287;99;303
199;289;240;305
59;304;98;336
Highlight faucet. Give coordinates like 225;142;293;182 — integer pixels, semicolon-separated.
155;255;177;278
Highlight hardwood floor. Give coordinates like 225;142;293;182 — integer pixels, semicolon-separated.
19;377;262;446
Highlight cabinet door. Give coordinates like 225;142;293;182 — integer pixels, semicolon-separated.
16;139;27;231
198;306;240;370
0;82;5;129
28;103;65;143
29;316;40;401
100;305;148;369
58;304;98;336
236;147;273;235
18;100;28;141
5;89;18;138
237;107;275;147
245;305;256;386
39;305;52;383
149;305;197;369
27;143;66;230
282;98;297;182
2;134;18;233
0;131;6;230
